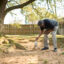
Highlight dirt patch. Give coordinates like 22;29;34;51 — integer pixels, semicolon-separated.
0;36;64;64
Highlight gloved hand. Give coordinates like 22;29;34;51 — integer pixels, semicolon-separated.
34;41;38;47
33;41;38;50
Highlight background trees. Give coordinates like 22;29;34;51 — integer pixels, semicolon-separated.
0;0;35;33
0;0;64;34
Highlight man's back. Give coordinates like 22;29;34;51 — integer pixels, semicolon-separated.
43;19;58;29
43;19;58;26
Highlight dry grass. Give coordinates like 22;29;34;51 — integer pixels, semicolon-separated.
0;35;64;64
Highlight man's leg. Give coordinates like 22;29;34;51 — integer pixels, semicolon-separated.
51;26;58;52
51;31;57;48
44;34;49;47
41;34;49;50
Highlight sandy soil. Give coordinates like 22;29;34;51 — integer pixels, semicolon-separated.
0;36;64;64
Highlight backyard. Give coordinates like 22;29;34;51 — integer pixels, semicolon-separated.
0;35;64;64
0;0;64;64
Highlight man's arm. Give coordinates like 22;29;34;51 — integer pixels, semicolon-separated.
35;30;43;41
35;29;53;41
44;29;53;35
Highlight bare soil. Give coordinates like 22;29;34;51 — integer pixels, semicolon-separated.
0;36;64;64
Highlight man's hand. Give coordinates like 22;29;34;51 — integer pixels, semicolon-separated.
35;37;39;41
35;31;43;41
44;29;53;35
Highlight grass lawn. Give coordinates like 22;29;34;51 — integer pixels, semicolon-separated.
6;34;64;38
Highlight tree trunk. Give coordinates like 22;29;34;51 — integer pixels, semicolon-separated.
0;0;35;36
0;0;7;35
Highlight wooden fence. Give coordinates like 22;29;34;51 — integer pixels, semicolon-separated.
3;24;40;35
3;24;64;35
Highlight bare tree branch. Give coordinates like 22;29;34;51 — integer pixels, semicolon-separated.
4;0;36;16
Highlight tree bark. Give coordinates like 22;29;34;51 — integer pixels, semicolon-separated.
0;0;7;23
0;0;7;34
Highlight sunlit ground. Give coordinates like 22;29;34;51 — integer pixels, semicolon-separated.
0;35;64;64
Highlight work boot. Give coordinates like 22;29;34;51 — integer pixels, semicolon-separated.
41;47;49;50
54;48;57;52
